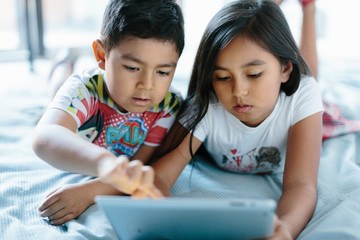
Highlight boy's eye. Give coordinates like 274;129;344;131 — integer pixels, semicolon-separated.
157;70;170;76
247;72;262;78
124;65;139;71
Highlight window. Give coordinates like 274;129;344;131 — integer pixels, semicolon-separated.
41;0;106;53
0;0;28;61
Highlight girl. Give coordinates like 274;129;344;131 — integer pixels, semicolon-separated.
99;0;323;239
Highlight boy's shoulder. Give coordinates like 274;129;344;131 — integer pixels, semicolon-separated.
65;66;105;91
148;85;183;114
70;66;109;98
77;66;105;85
167;85;183;101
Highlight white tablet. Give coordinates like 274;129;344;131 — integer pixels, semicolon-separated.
96;196;276;240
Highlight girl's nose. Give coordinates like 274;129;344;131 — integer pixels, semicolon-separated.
232;78;248;97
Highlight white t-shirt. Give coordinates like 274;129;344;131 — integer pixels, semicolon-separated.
190;76;323;174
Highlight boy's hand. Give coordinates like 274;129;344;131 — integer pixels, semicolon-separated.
39;183;94;225
98;155;163;199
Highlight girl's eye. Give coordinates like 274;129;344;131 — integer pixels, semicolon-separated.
247;72;262;78
125;65;139;71
157;70;170;76
215;76;231;81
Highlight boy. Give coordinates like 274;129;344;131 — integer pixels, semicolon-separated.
32;0;184;225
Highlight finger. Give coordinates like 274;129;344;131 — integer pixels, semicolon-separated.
127;160;144;185
47;207;69;220
39;195;60;212
144;185;164;199
99;156;127;177
99;156;139;194
112;155;130;177
131;189;148;199
39;201;65;218
45;187;60;198
117;155;130;173
116;160;143;194
139;166;164;199
47;207;76;222
49;212;76;226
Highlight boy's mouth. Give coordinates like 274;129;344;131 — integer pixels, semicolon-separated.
132;97;151;106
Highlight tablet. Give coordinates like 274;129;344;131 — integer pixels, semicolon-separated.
95;196;276;240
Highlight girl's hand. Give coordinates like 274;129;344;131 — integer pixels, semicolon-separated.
98;155;163;199
272;0;283;5
264;215;293;240
38;183;94;225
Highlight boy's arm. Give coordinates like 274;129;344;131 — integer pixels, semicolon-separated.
33;108;115;176
273;112;322;239
35;112;161;225
39;178;124;225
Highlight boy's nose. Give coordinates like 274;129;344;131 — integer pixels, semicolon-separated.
138;72;154;90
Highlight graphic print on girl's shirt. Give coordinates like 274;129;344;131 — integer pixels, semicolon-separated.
221;147;281;174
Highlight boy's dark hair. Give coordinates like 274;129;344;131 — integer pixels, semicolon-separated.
100;0;185;55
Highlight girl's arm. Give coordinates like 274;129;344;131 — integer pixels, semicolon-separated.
275;111;322;239
33;108;115;176
300;2;317;79
151;123;203;196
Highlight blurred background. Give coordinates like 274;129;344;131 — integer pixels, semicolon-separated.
0;0;359;98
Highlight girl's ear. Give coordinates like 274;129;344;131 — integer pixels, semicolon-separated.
92;39;106;70
280;61;293;83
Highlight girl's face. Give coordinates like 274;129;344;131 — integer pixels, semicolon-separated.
212;35;292;127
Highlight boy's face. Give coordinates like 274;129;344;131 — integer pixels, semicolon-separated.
101;36;179;113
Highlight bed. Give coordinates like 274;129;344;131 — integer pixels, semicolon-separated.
1;59;360;240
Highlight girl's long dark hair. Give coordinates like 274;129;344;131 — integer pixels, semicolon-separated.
153;0;311;162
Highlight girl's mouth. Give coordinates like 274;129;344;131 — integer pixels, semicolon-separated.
233;104;252;113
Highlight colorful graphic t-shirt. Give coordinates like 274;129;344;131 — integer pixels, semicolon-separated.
188;76;323;174
50;67;182;158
